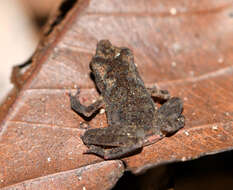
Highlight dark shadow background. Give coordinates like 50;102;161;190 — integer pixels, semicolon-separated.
113;151;233;190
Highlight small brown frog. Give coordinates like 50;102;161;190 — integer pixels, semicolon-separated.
69;40;184;159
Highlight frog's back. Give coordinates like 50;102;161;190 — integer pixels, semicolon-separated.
104;71;156;129
90;40;156;128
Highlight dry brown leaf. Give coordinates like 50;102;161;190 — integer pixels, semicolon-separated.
0;161;123;190
0;0;233;188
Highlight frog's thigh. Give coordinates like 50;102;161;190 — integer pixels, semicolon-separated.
81;125;139;147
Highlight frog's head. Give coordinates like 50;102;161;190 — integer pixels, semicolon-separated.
90;40;137;93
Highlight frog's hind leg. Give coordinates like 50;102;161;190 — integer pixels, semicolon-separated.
156;97;185;135
85;143;143;159
81;126;143;159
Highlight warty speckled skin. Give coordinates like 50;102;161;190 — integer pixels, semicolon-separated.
69;40;184;159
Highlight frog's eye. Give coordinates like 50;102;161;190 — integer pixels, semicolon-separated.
97;40;112;53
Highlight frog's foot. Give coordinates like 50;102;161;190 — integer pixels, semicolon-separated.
84;143;143;160
83;145;105;158
147;86;170;100
156;97;185;135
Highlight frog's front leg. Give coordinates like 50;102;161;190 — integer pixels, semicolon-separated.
81;125;144;159
69;90;104;117
147;86;170;100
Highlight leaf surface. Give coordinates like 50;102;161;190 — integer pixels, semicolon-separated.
0;0;233;188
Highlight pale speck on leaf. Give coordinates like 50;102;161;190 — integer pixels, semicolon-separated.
170;8;177;15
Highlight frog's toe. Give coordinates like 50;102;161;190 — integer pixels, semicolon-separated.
83;145;105;158
160;115;185;135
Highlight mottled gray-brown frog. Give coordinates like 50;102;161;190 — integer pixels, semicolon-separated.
69;40;184;159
